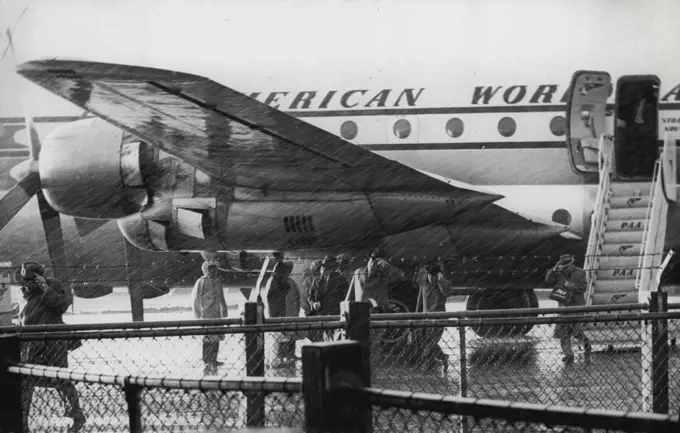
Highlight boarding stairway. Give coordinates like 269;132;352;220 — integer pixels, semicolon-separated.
584;133;677;306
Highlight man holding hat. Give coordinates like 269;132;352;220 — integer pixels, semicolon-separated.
415;262;452;371
545;254;592;364
18;261;86;432
351;247;403;311
308;255;348;340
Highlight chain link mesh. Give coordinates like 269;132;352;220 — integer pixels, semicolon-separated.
372;406;666;433
370;314;680;415
5;310;680;432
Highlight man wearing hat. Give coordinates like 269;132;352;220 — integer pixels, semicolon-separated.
545;254;592;364
415;262;452;372
299;260;322;316
18;261;86;432
351;247;402;311
308;256;349;340
263;261;299;365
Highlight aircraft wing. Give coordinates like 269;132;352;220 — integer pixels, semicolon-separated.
15;60;572;246
16;60;493;201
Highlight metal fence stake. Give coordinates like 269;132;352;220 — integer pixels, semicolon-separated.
341;301;372;379
0;335;22;433
302;340;372;433
651;291;669;414
243;301;265;427
458;325;469;433
123;381;142;433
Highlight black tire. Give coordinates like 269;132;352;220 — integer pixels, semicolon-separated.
466;289;536;337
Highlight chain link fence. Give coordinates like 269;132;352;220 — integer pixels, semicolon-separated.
1;301;679;432
369;309;680;416
3;363;303;432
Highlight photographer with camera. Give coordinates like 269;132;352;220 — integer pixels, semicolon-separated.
545;254;592;365
18;261;86;433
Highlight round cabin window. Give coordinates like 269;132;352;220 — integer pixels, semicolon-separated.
445;118;464;138
340;120;358;140
393;119;412;139
498;117;516;137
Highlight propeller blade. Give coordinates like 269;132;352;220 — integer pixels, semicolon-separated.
36;190;66;281
6;26;41;160
0;171;40;232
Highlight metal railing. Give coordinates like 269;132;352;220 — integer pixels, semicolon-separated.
585;134;615;305
1;299;679;432
636;133;676;300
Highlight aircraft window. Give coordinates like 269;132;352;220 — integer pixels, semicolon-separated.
550;115;566;137
552;208;572;226
340;120;358;140
446;118;464;138
498;117;516;137
393;119;411;139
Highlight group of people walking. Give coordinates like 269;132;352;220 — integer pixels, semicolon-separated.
9;250;592;432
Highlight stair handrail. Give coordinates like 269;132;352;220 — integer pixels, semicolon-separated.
584;134;614;305
636;133;675;299
661;133;677;202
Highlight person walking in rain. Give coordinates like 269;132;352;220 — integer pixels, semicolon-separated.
351;248;403;312
18;262;86;433
308;256;348;340
192;261;228;373
299;260;321;316
545;254;592;364
263;261;299;365
415;262;452;372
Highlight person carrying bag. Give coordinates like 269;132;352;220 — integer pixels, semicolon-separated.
545;254;592;364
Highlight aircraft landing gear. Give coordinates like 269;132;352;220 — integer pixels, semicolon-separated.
466;288;539;337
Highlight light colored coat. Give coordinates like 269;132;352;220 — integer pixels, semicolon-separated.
191;262;228;320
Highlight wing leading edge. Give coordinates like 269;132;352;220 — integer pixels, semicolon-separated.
17;59;493;202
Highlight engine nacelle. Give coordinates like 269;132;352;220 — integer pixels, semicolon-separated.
40;118;151;219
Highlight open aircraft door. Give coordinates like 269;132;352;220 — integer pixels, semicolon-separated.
565;71;612;174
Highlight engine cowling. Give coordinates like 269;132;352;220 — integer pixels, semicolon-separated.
40;118;152;219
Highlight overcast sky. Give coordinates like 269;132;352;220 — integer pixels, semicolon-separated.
1;0;680;115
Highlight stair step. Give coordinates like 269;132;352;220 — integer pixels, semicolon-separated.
597;268;638;280
603;230;644;244
608;207;648;220
606;219;646;232
593;279;637;293
597;255;640;269
591;291;639;305
609;196;650;209
600;244;642;256
610;183;652;197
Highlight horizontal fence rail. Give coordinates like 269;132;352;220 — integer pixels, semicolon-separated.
6;363;303;393
359;387;680;433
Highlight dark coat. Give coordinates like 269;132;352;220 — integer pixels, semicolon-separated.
20;278;79;367
545;264;587;338
308;272;348;316
545;264;587;307
264;275;291;318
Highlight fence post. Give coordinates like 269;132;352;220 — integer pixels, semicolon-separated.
458;325;469;433
340;301;371;377
651;291;669;413
641;291;669;413
302;340;372;433
243;301;265;427
0;335;22;433
123;381;143;433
